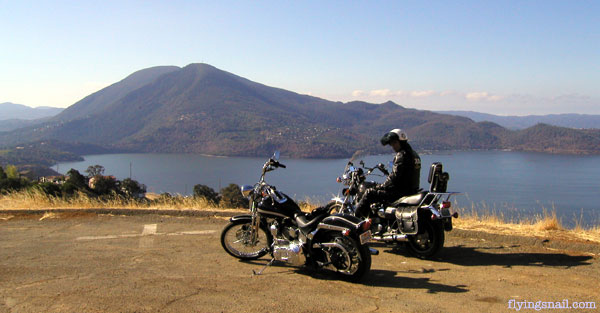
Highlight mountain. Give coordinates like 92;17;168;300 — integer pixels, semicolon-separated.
54;66;180;122
438;110;600;130
1;63;599;157
0;118;50;132
0;102;63;120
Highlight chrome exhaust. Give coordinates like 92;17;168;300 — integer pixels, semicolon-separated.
372;234;408;242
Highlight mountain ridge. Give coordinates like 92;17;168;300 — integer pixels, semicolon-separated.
0;102;63;120
1;63;599;158
438;110;600;130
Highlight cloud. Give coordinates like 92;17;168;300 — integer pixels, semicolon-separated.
351;90;365;97
370;89;393;97
465;92;503;102
410;90;435;98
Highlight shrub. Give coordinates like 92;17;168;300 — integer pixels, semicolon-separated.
121;178;146;198
193;184;220;204
91;175;119;195
35;182;62;197
220;183;248;208
0;177;30;192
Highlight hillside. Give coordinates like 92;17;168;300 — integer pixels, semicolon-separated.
1;63;599;158
0;102;63;120
438;110;600;130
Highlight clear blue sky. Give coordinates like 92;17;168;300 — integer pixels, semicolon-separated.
1;0;598;115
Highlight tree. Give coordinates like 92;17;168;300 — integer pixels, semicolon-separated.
219;183;248;208
91;175;118;195
0;166;7;180
121;178;146;198
66;169;87;189
85;165;105;178
193;184;219;204
5;165;19;179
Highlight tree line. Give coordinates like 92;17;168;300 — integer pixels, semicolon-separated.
0;164;249;208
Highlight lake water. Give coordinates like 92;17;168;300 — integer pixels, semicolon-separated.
56;151;600;228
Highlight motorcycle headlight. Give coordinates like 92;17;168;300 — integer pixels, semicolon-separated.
240;185;254;198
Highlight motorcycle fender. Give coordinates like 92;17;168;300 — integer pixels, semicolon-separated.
309;213;366;244
229;214;252;223
419;207;452;231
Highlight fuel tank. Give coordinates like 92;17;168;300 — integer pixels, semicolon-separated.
257;191;302;218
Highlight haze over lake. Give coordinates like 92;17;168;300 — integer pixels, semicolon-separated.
57;151;600;228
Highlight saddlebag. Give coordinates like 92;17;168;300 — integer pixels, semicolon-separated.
394;206;419;235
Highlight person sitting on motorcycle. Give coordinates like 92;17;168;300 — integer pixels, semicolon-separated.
355;129;422;218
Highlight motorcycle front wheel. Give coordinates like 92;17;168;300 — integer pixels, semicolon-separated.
405;218;445;259
220;220;270;260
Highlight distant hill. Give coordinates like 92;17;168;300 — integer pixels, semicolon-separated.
1;64;599;157
53;66;179;122
0;118;50;132
438;110;600;130
0;102;63;120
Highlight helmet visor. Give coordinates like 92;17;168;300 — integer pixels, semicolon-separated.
380;133;394;146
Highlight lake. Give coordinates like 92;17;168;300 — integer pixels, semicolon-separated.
56;151;600;228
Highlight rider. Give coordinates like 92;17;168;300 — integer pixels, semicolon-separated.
355;129;422;218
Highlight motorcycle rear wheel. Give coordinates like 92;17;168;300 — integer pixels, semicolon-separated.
220;220;270;260
321;233;371;282
405;218;445;259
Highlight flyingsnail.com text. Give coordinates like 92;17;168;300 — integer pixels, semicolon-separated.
508;299;596;311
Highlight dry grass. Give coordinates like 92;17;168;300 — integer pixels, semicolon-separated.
2;189;599;244
454;205;600;244
0;190;233;211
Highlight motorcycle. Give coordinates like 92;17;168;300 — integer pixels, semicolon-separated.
220;152;375;281
330;158;460;258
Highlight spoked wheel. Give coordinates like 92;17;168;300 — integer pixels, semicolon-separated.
220;220;270;260
320;234;371;282
405;218;444;259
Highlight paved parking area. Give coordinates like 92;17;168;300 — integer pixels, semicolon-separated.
0;213;598;312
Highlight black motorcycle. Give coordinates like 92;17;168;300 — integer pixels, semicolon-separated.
220;152;375;281
330;159;460;258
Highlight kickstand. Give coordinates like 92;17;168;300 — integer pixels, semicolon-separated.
252;258;275;276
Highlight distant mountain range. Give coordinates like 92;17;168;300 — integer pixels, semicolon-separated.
438;111;600;130
0;103;64;131
0;102;63;120
1;63;599;158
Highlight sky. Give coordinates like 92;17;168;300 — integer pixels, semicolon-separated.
1;0;598;115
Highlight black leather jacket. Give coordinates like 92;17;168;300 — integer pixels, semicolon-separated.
377;142;421;197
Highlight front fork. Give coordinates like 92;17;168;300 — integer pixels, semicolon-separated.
249;201;262;244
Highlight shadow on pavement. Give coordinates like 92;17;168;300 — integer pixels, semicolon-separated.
384;244;594;268
295;268;468;293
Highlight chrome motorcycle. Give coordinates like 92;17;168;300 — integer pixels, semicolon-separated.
330;159;460;258
220;152;375;281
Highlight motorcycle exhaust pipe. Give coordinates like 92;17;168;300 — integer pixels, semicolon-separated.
372;234;408;242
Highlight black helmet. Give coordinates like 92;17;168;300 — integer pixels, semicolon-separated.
380;129;408;146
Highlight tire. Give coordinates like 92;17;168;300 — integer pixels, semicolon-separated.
319;233;371;282
405;217;445;259
220;220;270;260
327;202;343;214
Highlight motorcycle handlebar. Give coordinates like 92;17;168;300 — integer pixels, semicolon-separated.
268;159;286;168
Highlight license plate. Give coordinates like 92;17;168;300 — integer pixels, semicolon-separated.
359;230;372;245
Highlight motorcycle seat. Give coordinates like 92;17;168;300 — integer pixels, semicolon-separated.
294;213;323;230
391;191;427;207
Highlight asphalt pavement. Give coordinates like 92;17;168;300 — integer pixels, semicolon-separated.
1;212;598;313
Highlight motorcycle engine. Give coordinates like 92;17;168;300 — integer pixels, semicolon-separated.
269;221;305;266
272;239;306;266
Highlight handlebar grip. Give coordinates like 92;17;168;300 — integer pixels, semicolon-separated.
278;162;287;168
